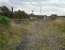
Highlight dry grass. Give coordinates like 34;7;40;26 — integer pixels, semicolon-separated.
1;17;65;50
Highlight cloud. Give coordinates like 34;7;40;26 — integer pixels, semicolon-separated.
0;0;65;16
0;0;9;2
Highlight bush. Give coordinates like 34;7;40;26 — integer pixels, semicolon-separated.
0;16;10;26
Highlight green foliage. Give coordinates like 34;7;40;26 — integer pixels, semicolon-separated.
0;6;29;19
0;16;10;26
14;10;29;19
0;6;12;17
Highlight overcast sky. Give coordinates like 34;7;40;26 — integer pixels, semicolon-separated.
0;0;65;16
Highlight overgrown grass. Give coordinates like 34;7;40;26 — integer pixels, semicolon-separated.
0;24;28;50
0;16;28;50
0;17;65;50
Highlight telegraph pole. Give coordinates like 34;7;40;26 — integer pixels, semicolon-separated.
31;0;34;14
11;7;13;14
30;0;34;19
11;7;14;18
40;2;42;15
40;2;48;26
10;0;14;18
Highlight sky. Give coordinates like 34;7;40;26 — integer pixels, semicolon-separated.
0;0;65;16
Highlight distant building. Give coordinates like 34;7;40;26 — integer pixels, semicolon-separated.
48;14;58;20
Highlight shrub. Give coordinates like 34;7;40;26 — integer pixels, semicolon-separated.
0;16;10;24
0;16;10;27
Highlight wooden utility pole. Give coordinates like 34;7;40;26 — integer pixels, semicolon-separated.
11;7;14;15
40;2;42;15
11;7;14;18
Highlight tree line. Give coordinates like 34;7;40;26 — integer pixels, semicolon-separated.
0;6;29;19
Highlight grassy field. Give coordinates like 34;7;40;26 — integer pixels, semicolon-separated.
0;17;65;50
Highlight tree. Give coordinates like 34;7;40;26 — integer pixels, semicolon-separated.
0;6;12;18
14;10;29;19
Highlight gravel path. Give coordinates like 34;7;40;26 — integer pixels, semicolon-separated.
15;20;64;50
16;20;45;50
